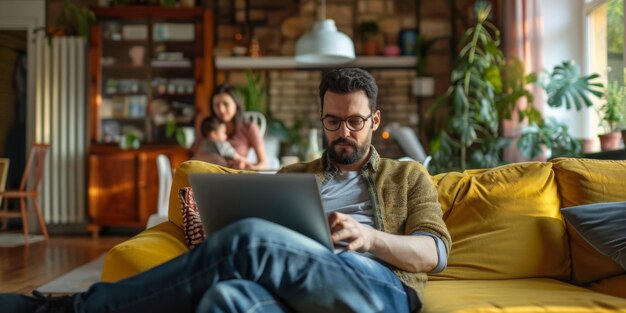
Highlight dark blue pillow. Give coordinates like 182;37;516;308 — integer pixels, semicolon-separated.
560;201;626;270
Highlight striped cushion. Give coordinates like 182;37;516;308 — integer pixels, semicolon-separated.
178;187;205;249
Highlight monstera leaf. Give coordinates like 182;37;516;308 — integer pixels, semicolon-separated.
543;60;604;111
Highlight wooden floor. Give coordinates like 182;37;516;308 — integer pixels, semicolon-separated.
0;234;128;294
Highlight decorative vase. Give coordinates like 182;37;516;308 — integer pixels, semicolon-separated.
128;46;145;66
180;127;195;148
383;45;400;56
398;29;417;56
412;77;435;97
305;128;322;161
362;39;379;56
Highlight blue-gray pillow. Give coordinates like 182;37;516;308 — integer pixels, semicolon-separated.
560;201;626;270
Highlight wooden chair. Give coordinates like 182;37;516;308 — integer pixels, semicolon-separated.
0;158;9;209
0;144;49;243
146;154;173;229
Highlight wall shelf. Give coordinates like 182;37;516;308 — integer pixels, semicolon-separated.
215;56;417;70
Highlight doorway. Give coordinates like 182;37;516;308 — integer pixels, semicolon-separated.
0;31;27;190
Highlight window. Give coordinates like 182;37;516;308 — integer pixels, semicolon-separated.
585;0;626;138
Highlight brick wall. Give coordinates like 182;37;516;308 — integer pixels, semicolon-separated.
266;69;412;159
215;0;481;159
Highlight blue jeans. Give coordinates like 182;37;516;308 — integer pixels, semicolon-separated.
75;218;411;313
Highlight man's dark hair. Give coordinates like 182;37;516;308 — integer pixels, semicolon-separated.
318;68;378;114
200;116;224;137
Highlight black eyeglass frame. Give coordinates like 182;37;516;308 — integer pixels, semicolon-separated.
320;112;374;132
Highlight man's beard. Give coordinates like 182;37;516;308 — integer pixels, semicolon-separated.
328;137;369;165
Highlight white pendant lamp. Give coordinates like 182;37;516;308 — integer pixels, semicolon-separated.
295;0;355;65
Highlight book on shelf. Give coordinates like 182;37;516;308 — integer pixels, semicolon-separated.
107;95;147;119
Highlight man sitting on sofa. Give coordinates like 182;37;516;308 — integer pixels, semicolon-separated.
2;68;451;313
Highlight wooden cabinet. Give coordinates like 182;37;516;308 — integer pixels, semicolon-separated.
88;146;190;234
87;6;213;234
89;6;213;144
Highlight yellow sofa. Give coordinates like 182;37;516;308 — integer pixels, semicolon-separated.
101;158;626;312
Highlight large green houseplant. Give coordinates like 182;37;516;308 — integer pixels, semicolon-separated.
517;118;581;160
516;61;603;159
429;1;603;173
428;1;537;172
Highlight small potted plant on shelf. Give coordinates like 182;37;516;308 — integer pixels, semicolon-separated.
597;81;625;151
357;21;380;56
49;0;96;39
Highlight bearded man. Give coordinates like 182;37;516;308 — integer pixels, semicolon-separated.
2;68;450;313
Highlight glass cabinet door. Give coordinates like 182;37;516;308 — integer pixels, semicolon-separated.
99;19;150;143
149;20;197;142
92;7;204;145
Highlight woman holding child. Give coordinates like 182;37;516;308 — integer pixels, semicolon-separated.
193;84;268;170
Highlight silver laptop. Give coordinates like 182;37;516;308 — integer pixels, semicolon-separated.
188;173;337;251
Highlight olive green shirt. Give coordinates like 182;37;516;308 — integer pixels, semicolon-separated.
279;146;451;305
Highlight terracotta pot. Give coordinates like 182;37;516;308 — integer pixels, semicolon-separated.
362;40;379;56
598;131;622;151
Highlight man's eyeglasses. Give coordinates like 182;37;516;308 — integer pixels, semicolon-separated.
320;113;373;132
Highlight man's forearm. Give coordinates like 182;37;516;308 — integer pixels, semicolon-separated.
369;230;438;273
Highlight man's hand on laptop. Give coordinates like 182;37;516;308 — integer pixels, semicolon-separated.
328;212;374;252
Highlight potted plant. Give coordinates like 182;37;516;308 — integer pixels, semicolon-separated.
236;70;267;114
517;118;582;160
597;81;625;150
427;1;534;172
165;118;194;148
268;118;305;159
51;0;96;39
357;21;380;56
516;60;603;158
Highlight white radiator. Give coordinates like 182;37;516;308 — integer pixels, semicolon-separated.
34;36;87;225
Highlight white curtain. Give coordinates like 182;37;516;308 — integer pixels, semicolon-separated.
502;0;545;162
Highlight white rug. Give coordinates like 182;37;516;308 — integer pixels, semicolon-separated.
0;233;44;247
37;254;106;294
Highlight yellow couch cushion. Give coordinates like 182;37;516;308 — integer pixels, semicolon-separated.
102;221;188;282
423;278;626;313
168;160;251;229
431;162;569;281
551;158;626;284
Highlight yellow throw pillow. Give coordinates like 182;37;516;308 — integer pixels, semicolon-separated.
551;158;626;284
431;162;570;281
169;161;251;229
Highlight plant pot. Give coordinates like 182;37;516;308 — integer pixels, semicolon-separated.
411;77;435;97
362;40;379;56
598;131;622;151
